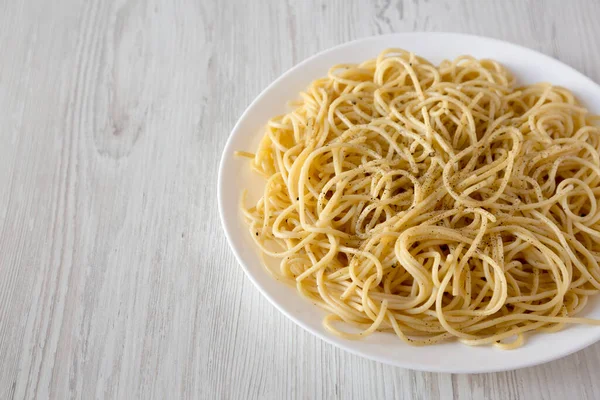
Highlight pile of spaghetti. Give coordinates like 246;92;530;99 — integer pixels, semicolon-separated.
239;49;600;348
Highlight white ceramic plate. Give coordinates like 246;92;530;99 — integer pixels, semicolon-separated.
218;32;600;373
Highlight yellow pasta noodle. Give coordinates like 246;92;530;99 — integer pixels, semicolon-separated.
240;49;600;348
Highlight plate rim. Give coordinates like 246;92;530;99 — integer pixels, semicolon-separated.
217;32;600;373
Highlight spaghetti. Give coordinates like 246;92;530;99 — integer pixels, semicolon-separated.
239;49;600;348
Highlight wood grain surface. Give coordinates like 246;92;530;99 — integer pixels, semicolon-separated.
1;0;600;398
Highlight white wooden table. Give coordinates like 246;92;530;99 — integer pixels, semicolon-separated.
2;0;600;398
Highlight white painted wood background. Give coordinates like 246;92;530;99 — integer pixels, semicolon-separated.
2;0;600;398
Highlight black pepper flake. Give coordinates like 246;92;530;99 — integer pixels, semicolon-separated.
256;232;259;236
